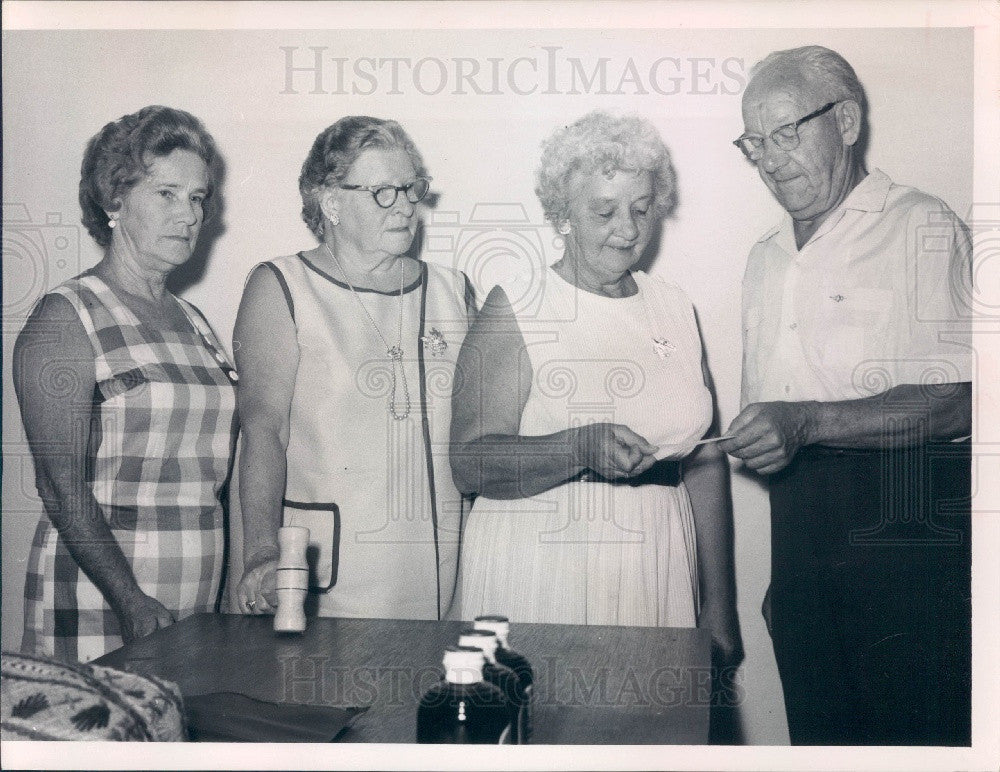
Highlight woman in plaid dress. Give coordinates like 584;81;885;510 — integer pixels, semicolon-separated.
14;107;238;663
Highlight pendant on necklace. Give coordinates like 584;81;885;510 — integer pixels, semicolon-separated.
386;349;410;420
652;337;676;359
420;327;447;357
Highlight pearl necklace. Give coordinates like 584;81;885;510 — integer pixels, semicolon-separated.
324;244;410;420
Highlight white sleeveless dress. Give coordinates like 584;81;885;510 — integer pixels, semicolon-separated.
262;254;472;620
460;268;712;627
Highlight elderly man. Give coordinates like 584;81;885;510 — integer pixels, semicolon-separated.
720;46;972;745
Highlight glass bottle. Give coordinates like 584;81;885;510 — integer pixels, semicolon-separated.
459;628;524;743
474;615;533;742
416;645;512;744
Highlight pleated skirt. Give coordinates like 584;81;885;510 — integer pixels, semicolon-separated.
460;479;699;627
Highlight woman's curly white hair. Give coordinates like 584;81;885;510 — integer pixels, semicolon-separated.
535;111;677;226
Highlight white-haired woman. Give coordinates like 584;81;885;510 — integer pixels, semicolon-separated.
451;112;741;664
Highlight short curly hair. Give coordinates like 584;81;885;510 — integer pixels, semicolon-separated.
535;111;676;226
299;116;427;240
79;106;220;248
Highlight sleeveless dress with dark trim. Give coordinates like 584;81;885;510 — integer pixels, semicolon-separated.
257;254;472;620
20;274;238;663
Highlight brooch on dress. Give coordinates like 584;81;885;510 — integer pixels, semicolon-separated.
420;328;447;356
652;337;676;359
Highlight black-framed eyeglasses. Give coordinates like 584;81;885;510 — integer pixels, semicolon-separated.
732;101;839;161
339;176;431;208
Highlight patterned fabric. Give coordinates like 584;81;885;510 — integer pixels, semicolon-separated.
1;650;185;741
461;268;712;626
21;274;238;663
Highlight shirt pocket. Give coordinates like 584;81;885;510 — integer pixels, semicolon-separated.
820;287;893;325
816;287;893;381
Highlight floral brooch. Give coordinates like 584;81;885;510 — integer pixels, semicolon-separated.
421;328;447;357
652;336;677;359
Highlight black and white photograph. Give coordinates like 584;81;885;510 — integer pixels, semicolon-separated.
2;1;998;769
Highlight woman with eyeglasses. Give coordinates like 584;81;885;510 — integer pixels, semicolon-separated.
233;116;474;620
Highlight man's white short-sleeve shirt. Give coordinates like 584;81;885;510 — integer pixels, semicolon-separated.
741;168;973;407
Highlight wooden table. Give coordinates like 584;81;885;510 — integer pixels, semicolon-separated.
96;614;711;744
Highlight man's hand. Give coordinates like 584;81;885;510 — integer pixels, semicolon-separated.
718;401;816;474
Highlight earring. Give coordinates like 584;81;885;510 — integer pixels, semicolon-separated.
108;216;117;229
330;213;340;226
557;220;571;235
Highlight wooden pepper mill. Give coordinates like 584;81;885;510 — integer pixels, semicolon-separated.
274;525;310;634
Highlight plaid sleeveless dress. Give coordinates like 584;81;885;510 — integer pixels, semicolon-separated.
20;274;238;663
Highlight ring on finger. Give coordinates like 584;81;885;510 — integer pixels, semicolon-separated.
247;599;256;610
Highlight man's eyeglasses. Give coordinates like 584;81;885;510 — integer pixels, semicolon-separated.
733;101;839;161
339;177;431;209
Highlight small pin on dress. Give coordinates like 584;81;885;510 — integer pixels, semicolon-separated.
420;328;447;356
638;284;678;360
652;336;677;359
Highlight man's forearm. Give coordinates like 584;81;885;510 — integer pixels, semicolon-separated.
804;382;971;448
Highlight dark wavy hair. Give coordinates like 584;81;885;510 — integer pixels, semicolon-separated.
79;106;220;248
298;116;426;240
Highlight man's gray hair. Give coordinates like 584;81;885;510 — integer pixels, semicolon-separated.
750;45;867;116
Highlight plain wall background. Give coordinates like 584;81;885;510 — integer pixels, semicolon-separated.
1;26;973;745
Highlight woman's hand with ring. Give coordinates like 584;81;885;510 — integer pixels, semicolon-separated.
236;546;279;614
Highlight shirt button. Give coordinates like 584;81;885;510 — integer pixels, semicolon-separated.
789;322;798;330
784;384;791;394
